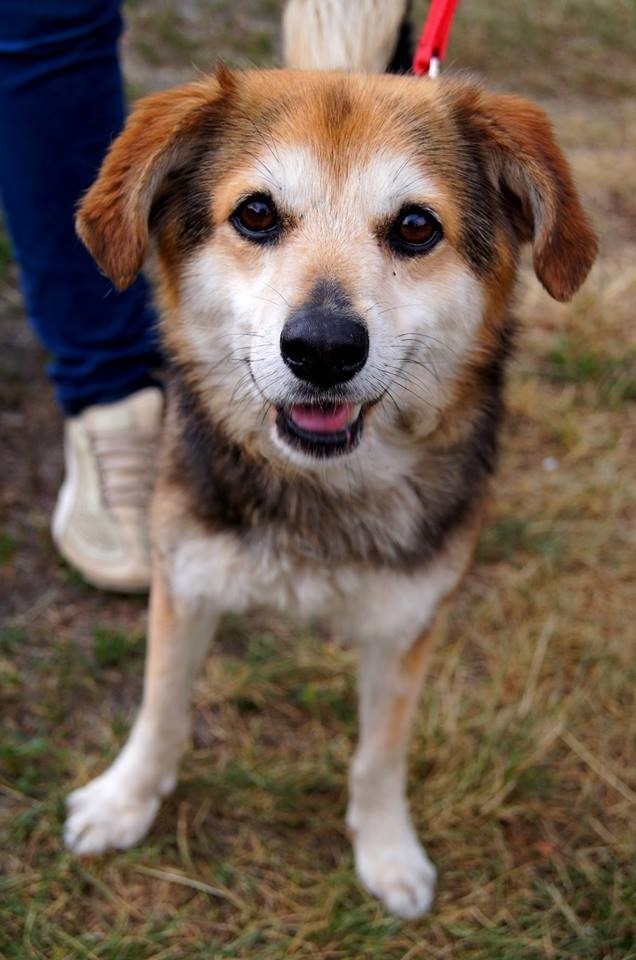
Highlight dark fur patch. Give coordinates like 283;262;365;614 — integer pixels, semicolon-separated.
306;278;360;319
449;100;502;276
165;340;509;570
149;109;227;254
387;4;414;74
150;151;213;253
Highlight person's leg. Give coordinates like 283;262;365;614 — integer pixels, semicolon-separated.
0;2;163;591
0;0;161;415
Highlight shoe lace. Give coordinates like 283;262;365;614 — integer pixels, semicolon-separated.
89;430;158;510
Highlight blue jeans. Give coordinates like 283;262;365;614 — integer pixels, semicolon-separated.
0;1;161;415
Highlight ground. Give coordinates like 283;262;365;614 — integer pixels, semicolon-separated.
1;1;635;958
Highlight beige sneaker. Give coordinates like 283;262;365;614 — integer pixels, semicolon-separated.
52;387;163;592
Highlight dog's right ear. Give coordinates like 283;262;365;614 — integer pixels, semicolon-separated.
76;68;234;291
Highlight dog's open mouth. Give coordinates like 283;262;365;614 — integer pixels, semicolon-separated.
276;402;364;457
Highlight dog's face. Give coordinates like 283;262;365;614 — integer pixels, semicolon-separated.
78;69;596;473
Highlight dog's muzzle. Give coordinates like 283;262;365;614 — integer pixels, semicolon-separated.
276;280;369;457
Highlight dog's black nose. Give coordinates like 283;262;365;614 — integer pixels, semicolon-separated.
280;281;369;387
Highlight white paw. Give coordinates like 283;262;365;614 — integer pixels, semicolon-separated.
353;828;436;919
64;766;173;855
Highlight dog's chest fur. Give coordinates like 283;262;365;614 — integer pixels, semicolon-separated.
164;371;502;572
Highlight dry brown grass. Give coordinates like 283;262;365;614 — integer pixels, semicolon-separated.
1;1;634;957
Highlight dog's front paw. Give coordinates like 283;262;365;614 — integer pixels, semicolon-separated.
352;824;436;919
64;765;173;855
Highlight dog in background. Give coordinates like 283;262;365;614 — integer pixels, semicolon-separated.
63;0;597;918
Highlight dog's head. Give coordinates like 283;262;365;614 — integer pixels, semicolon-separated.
78;68;597;471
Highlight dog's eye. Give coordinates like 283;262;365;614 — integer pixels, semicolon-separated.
389;206;443;256
231;194;281;242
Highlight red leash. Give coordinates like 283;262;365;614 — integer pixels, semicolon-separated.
412;0;460;77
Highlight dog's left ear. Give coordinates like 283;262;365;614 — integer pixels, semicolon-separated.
77;67;234;291
452;84;598;301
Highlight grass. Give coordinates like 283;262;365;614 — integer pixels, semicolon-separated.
1;611;634;956
0;528;17;565
1;1;635;958
92;626;145;669
538;336;636;408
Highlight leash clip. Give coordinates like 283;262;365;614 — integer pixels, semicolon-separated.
412;0;460;77
428;55;441;78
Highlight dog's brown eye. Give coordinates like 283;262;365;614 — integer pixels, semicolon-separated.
231;194;281;243
389;205;443;256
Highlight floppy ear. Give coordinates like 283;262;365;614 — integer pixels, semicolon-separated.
76;70;231;291
454;85;598;302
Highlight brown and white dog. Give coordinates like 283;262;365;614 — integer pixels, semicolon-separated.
63;0;597;918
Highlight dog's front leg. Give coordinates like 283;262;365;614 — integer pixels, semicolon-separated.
64;562;219;855
347;604;447;919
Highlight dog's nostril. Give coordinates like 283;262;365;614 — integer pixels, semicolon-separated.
280;312;369;387
338;341;368;371
282;336;310;366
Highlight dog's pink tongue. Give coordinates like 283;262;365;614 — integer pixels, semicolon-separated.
290;403;354;433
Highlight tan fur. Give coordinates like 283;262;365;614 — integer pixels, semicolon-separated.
387;607;447;749
67;60;597;920
387;505;483;751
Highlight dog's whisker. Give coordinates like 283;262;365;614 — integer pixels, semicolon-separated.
396;332;461;358
384;386;405;420
240;146;282;192
400;355;443;386
381;369;442;413
260;280;291;307
245;294;283;308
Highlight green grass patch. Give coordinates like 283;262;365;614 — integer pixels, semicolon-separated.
540;336;636;407
92;625;145;668
0;625;26;652
243;30;274;64
0;732;61;796
0;528;16;565
476;516;564;564
132;6;204;66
